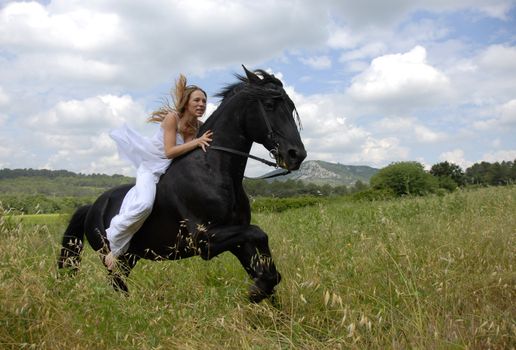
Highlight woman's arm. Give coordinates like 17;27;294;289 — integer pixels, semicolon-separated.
162;112;212;159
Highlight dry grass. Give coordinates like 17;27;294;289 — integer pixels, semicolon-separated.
0;186;514;349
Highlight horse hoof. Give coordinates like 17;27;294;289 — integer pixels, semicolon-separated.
248;272;281;303
249;284;269;303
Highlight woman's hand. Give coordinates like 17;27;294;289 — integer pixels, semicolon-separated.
196;130;213;152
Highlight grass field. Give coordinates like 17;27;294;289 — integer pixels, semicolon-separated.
0;187;514;349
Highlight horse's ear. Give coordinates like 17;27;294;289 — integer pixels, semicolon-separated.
242;65;261;84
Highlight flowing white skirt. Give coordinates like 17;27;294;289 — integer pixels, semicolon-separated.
106;124;172;257
109;123;171;178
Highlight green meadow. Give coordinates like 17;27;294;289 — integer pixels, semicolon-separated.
0;186;514;349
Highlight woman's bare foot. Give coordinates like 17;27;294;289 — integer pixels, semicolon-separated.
104;251;117;271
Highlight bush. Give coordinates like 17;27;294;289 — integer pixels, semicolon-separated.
437;176;458;192
370;162;438;197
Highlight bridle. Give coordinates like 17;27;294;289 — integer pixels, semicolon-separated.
209;90;293;179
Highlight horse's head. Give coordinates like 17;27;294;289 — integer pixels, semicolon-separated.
238;66;307;170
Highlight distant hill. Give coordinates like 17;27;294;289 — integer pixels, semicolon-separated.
0;168;134;197
266;160;379;186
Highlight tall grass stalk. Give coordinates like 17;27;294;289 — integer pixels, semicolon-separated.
0;187;514;349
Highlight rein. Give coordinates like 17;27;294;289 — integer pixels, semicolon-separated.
210;145;291;179
210;145;277;167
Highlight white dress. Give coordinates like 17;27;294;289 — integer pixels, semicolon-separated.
106;123;184;257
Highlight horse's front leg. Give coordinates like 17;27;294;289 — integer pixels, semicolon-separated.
199;224;281;303
233;225;281;303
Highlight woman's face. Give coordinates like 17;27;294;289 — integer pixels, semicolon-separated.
186;90;207;118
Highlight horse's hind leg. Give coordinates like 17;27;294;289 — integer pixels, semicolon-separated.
108;254;140;294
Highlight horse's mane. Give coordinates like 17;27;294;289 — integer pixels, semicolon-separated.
200;69;300;133
215;69;284;100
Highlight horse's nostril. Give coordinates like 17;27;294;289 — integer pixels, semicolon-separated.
288;148;307;161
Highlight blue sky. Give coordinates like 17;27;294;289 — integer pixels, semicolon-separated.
0;0;515;176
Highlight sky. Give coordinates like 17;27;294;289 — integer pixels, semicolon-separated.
0;0;515;177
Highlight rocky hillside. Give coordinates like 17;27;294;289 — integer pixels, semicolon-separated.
267;160;378;186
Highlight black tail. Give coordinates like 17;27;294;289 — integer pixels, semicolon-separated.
57;204;91;271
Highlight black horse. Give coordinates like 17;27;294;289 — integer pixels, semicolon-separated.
58;67;307;302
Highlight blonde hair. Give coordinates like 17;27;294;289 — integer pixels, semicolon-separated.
149;74;207;136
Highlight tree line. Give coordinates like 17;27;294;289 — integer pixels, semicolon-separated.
364;159;515;199
430;160;516;188
0;168;133;197
464;160;516;186
243;178;367;198
0;168;133;214
0;168;128;180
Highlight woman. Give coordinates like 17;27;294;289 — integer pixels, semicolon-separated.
105;75;213;270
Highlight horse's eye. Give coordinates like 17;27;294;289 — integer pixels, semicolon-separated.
263;100;275;110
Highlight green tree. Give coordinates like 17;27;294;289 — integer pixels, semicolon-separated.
465;161;491;185
465;160;515;186
351;180;368;193
370;161;438;196
430;161;466;187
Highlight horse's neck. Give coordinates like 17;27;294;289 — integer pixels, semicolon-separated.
207;107;252;181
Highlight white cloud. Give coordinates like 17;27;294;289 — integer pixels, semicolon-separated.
339;42;386;62
348;46;450;108
491;138;502;148
0;2;123;89
326;1;415;28
500;99;516;125
0;134;31;168
300;55;332;70
327;25;362;49
345;61;369;73
27;94;146;133
446;44;516;110
6;54;121;85
475;1;514;19
372;117;447;144
473;99;516;130
479;45;516;74
399;18;449;43
0;2;121;51
19;94;152;174
439;149;470;169
0;86;9;106
282;89;410;168
42;131;133;175
374;117;415;131
0;142;9;159
0;1;329;90
414;125;446;143
482;149;516;162
359;136;409;166
327;0;514;27
373;117;446;143
439;148;516;170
